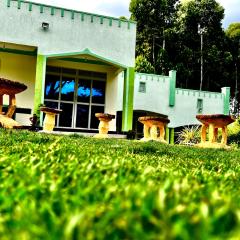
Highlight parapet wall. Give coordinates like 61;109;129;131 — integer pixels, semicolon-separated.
176;88;223;100
134;72;171;114
0;0;136;66
133;71;227;128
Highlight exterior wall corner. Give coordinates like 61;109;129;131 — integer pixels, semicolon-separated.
122;67;135;131
33;55;46;117
221;87;230;115
169;70;176;107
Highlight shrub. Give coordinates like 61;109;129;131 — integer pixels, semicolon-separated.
176;125;201;145
228;117;240;145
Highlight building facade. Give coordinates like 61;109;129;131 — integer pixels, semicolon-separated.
0;0;230;137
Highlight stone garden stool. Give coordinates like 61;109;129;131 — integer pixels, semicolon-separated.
94;113;115;138
196;114;235;148
0;78;27;128
138;116;170;142
40;107;62;132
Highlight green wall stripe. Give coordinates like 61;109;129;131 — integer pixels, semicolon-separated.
51;7;55;15
222;87;230;115
7;0;10;7
0;47;37;56
59;57;112;66
28;2;32;11
40;5;44;13
34;55;46;117
91;15;94;23
71;11;75;19
122;67;135;131
118;20;121;28
81;13;84;21
100;17;103;24
166;127;170;143
109;18;112;26
61;9;64;17
17;0;21;9
170;128;175;144
169;70;176;107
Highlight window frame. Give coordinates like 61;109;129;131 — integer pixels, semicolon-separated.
197;98;203;113
44;67;107;130
138;81;146;93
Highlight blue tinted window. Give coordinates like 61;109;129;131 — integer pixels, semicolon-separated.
61;77;75;101
45;75;60;100
77;79;91;103
92;80;105;104
76;105;89;128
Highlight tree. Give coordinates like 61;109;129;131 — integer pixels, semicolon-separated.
129;0;180;74
135;55;155;73
226;23;240;116
173;0;228;91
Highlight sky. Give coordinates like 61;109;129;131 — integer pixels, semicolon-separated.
31;0;240;28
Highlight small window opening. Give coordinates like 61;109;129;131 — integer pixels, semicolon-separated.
197;98;203;113
139;82;146;93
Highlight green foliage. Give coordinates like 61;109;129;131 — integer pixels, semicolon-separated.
174;0;229;90
0;130;240;239
176;125;201;145
130;0;179;74
130;0;240;96
135;55;155;73
226;23;240;40
228;118;240;145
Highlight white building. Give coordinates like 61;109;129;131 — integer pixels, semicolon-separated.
0;0;230;142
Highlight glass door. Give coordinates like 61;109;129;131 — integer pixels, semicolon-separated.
44;66;106;130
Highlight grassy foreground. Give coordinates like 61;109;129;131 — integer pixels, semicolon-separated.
0;130;240;240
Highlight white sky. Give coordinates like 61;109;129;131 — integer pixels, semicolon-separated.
31;0;240;28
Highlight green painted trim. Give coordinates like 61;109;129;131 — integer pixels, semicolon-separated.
40;5;43;13
61;9;64;17
170;128;175;144
176;88;222;96
28;2;32;11
7;0;10;7
122;67;135;131
169;70;176;107
81;13;84;21
135;72;166;78
109;18;112;26
166;127;170;143
17;0;21;9
221;87;230;115
100;17;103;24
0;47;37;56
58;57;112;67
51;7;55;15
33;55;46;118
45;48;128;69
8;0;136;25
118;20;121;28
128;22;130;29
71;11;75;20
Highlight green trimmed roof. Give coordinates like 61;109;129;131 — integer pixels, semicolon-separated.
46;48;128;69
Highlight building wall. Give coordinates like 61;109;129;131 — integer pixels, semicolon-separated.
169;89;224;128
134;72;225;128
134;73;170;114
0;52;36;125
0;0;136;67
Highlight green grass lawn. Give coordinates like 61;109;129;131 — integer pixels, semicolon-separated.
0;129;240;240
